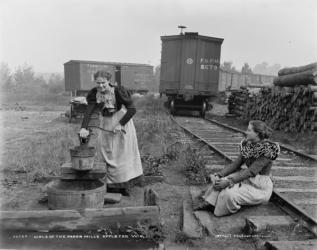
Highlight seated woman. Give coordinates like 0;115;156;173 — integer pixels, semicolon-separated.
193;120;280;216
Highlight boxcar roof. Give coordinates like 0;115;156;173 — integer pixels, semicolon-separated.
161;33;224;43
64;60;153;67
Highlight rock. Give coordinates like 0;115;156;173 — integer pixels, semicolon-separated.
104;193;122;204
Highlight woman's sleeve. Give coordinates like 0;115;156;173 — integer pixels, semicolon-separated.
81;88;97;129
227;155;272;184
116;86;136;126
217;154;245;177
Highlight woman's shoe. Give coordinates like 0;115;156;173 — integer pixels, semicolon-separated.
120;188;130;197
192;199;214;211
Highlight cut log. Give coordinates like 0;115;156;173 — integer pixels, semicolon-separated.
0;206;160;231
274;69;317;86
278;62;317;76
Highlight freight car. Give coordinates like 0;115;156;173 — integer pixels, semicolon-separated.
159;32;224;117
64;60;154;94
64;60;154;122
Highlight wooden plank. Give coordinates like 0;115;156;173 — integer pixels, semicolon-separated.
292;198;317;205
264;240;317;250
271;165;314;170
273;176;316;182
194;211;215;236
0;206;160;231
223;153;240;156
244;216;294;234
207;142;239;145
182;200;203;238
275;158;292;161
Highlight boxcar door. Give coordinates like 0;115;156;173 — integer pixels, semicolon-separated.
180;38;198;92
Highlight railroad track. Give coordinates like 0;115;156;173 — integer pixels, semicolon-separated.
171;115;317;248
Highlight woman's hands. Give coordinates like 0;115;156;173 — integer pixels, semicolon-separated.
214;178;230;191
79;128;89;138
112;124;124;134
208;173;220;184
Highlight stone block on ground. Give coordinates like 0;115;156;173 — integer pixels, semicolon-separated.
104;193;122;204
182;200;203;238
244;216;295;235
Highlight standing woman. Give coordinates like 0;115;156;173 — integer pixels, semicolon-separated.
193;120;280;216
79;70;143;196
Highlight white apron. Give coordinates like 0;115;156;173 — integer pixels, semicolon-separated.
96;106;143;184
202;164;273;216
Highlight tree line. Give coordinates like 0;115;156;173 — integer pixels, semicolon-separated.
0;62;64;94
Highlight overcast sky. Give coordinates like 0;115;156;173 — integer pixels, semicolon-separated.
0;0;316;73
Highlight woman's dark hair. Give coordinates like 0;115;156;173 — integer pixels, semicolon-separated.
93;70;112;81
249;120;272;140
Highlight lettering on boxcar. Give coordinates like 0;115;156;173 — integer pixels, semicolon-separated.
186;58;194;64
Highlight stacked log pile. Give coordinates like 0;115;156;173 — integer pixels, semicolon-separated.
227;62;317;132
243;85;317;132
274;62;317;86
227;88;250;116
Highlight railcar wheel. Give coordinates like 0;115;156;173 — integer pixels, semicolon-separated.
200;101;206;118
69;105;73;123
170;99;176;115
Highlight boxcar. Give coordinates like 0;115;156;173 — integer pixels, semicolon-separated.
159;32;224;117
64;60;154;122
64;60;154;94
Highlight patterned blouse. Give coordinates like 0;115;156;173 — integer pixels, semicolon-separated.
217;139;280;184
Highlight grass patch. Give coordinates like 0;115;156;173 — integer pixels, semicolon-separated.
2;91;70;106
2;126;78;182
1;93;207;186
176;144;209;185
134;94;209;184
174;230;196;246
133;94;182;157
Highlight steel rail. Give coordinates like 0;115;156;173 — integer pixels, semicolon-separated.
205;117;317;162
